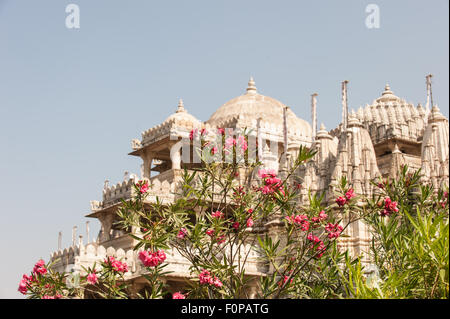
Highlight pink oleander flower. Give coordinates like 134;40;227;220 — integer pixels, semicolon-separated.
325;223;343;239
236;135;248;151
199;269;212;285
258;168;277;179
307;233;326;257
278;275;293;287
138;250;166;268
172;292;186;299
225;137;236;149
311;216;320;223
336;196;347;207
211;146;218;155
319;210;328;221
33;259;47;276
189;129;197;141
18;274;32;295
246;218;254;228
232;222;240;230
380;197;399;216
136;180;149;194
247;208;253;214
206;229;215;237
217;128;225;135
286;215;309;231
384;197;399;213
211;211;224;219
177;227;188;239
307;233;321;244
212;276;223;288
345;188;355;201
87;272;98;285
261;185;272;195
105;256;128;273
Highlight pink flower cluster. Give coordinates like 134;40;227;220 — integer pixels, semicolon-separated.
224;135;248;153
33;259;48;276
258;169;284;196
177;227;188;239
325;223;343;239
205;229;226;244
380;197;399;216
336;188;355;206
105;256;129;273
307;233;326;258
172;292;186;299
285;214;310;231
198;269;223;288
258;169;277;179
136;180;149;194
138;250;167;268
211;211;224;219
87;271;98;285
311;210;328;224
18;274;32;295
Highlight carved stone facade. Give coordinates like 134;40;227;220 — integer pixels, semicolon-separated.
50;78;449;296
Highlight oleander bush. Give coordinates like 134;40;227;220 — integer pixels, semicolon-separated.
18;130;448;299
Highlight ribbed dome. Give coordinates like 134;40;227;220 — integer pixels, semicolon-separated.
354;84;427;143
165;99;201;125
207;78;312;139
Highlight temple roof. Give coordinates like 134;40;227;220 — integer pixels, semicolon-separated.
206;77;312;140
164;98;201;125
356;84;425;126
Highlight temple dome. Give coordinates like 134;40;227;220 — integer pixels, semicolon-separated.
164;99;201;125
206;78;312;139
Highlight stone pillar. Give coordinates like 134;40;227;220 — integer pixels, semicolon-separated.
142;151;155;179
98;214;114;242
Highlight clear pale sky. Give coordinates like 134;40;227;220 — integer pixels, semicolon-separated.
0;0;448;298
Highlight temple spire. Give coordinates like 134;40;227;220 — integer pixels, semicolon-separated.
58;231;62;251
425;74;433;122
341;80;349;131
246;76;257;95
311;93;318;141
176;98;186;113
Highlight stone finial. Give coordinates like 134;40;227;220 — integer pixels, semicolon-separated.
58;231;62;251
311;93;318;141
320;123;326;131
383;83;392;95
123;171;129;181
103;179;109;190
246;77;257;95
176;99;186;113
